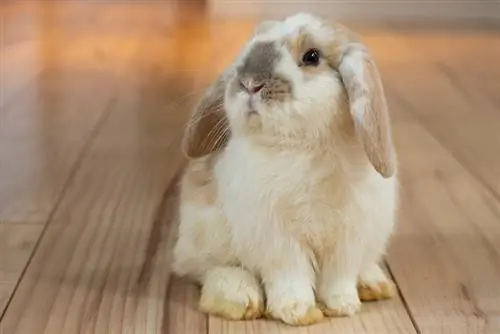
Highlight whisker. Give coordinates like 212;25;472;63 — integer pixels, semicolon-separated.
200;116;228;152
206;120;229;151
212;127;230;150
184;103;225;130
209;119;230;150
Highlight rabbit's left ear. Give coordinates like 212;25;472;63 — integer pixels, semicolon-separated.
337;43;396;178
181;71;231;159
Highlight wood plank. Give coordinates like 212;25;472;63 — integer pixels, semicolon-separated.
385;88;500;333
0;0;148;116
0;35;207;331
0;224;43;316
166;278;207;334
467;72;500;110
0;8;146;224
0;67;124;224
0;118;185;333
384;62;500;197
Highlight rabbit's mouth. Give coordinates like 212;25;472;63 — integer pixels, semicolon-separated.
247;98;260;116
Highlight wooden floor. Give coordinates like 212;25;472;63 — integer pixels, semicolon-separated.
1;2;500;333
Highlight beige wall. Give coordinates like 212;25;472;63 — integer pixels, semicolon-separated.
207;0;500;22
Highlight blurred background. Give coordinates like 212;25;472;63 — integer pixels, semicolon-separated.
1;1;499;334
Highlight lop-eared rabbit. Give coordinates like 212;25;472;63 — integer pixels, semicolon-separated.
172;13;398;326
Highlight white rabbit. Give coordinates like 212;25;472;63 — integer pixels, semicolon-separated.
172;12;399;326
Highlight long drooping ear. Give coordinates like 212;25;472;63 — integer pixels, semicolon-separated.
335;38;396;178
181;71;231;159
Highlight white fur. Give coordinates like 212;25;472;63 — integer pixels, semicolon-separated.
339;47;367;123
172;12;398;326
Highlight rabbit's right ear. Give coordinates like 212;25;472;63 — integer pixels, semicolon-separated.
325;23;396;178
337;42;396;178
182;72;231;159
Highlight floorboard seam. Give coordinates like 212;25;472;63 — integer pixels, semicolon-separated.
384;259;421;334
392;90;500;204
0;38;145;324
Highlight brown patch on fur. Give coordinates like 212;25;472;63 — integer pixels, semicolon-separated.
262;77;293;102
181;153;219;206
356;57;396;178
325;23;365;64
358;280;397;301
289;29;337;76
287;29;307;60
182;73;231;158
200;291;265;320
288;29;321;68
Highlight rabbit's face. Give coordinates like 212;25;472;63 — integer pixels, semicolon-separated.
224;14;346;142
183;13;396;178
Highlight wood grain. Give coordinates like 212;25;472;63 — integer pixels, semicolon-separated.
0;11;196;330
2;1;500;334
0;224;43;316
0;14;143;224
385;62;500;196
0;137;185;334
386;89;500;333
166;278;207;334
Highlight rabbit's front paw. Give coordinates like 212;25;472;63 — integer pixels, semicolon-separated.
319;292;361;317
358;264;397;301
199;267;264;320
267;301;324;326
265;278;324;326
358;280;396;301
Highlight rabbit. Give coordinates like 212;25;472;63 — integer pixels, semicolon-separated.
172;12;399;326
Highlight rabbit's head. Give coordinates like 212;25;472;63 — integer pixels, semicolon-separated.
182;13;395;178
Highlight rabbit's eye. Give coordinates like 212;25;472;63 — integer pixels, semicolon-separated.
302;49;320;66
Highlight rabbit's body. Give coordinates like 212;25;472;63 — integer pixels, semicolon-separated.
218;136;397;272
172;13;399;326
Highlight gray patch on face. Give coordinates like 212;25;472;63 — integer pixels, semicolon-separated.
234;41;293;102
238;41;280;81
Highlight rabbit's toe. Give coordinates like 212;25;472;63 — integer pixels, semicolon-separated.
267;302;324;326
319;292;361;317
358;264;397;301
199;267;264;320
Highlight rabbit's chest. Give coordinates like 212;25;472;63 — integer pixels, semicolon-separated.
219;142;322;196
216;140;348;230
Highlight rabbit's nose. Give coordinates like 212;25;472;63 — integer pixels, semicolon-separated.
241;79;265;94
